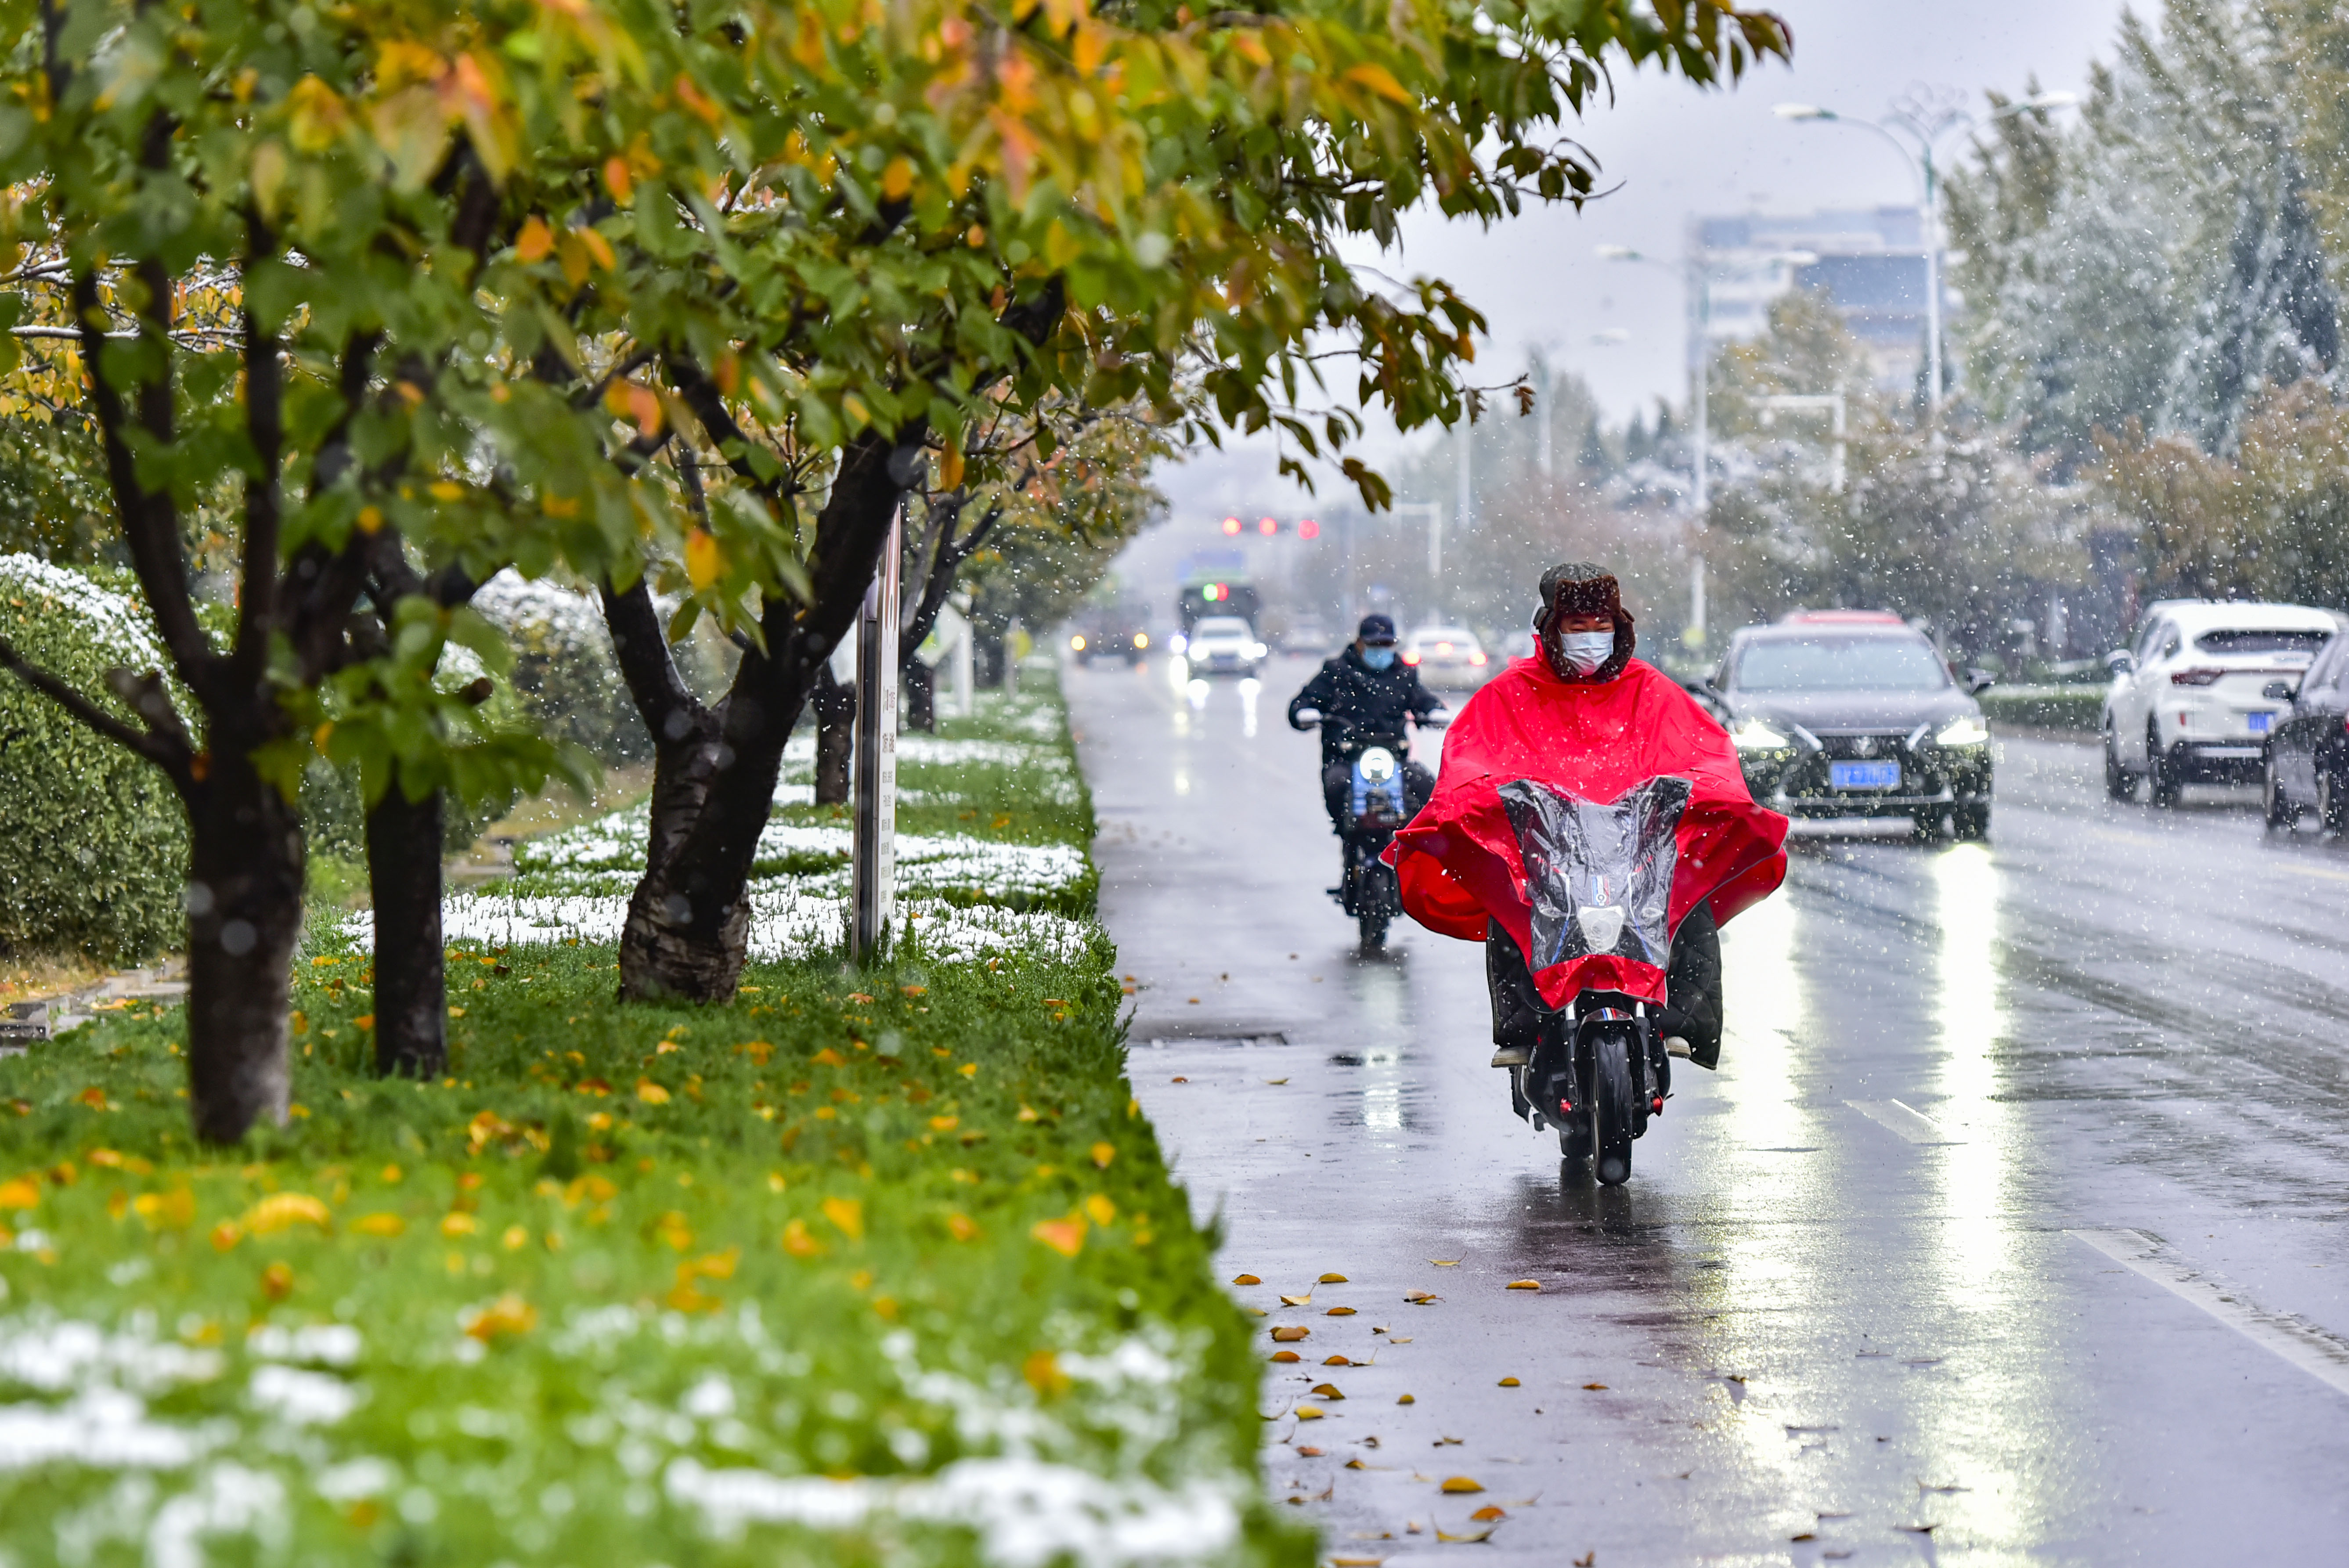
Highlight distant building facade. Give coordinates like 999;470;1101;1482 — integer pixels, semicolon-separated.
1693;207;1936;393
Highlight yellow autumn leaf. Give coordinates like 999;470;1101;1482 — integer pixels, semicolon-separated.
1270;1324;1310;1342
781;1218;822;1258
1436;1526;1496;1543
1469;1506;1507;1521
881;156;914;200
351;1212;405;1238
1281;1293;1312;1307
1318;1272;1348;1283
1082;1193;1115;1227
1089;1141;1115;1169
811;1046;846;1067
1498;1376;1521;1387
1231;1273;1262;1286
1440;1476;1484;1494
636;1078;671;1105
1031;1216;1086;1257
947;1212;979;1242
1325;1306;1357;1317
462;1293;538;1342
0;1177;39;1210
1505;1279;1541;1290
928;1115;959;1132
440;1213;478;1237
1310;1382;1345;1399
242;1193;332;1235
1342;61;1413;104
1294;1404;1324;1420
821;1195;864;1242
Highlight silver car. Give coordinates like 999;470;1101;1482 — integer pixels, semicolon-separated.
1402;624;1492;690
1184;615;1265;676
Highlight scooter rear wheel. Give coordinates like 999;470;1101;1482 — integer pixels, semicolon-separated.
1591;1026;1635;1186
1357;909;1390;950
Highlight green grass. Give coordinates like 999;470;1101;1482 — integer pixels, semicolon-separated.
0;674;1310;1568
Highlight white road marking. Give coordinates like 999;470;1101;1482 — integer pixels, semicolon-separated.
1845;1099;1956;1144
2069;1229;2349;1399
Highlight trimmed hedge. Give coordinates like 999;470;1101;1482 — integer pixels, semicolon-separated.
0;555;188;961
1980;683;2106;732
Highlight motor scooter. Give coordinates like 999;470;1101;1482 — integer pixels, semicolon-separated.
1499;775;1689;1185
1294;711;1442;950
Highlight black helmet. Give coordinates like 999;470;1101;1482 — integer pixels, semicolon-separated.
1356;613;1397;645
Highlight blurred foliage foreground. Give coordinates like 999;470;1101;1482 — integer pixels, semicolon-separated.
0;684;1309;1568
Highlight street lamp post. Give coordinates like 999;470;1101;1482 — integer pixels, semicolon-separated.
1773;90;2078;419
1598;244;1818;650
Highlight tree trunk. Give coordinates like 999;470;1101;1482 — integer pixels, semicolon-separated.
366;785;446;1078
812;664;855;804
904;659;937;732
612;430;916;1004
182;750;305;1144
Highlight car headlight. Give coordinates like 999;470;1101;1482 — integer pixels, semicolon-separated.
1936;715;1990;747
1732;718;1790;750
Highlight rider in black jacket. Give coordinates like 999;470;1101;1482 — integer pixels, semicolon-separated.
1287;614;1444;831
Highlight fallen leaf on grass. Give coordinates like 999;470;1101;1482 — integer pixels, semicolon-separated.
1271;1325;1310;1342
350;1213;404;1238
1319;1272;1349;1283
1031;1218;1086;1257
242;1193;332;1235
1505;1279;1541;1290
1439;1476;1484;1494
822;1196;864;1242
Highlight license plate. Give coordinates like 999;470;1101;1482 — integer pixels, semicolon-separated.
1830;761;1901;790
2248;711;2274;734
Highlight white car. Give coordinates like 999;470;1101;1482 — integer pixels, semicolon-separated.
2102;599;2336;804
1185;615;1265;676
1401;625;1492;690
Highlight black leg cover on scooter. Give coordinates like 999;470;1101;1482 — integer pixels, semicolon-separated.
1488;906;1724;1068
1660;900;1723;1069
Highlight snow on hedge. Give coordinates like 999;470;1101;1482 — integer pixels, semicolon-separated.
0;555;171;671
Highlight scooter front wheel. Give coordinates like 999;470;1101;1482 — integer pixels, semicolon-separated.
1591;1025;1636;1186
1357;909;1390;949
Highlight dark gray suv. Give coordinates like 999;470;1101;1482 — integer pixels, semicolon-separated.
1699;612;1995;840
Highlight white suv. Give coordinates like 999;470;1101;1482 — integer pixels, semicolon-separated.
2103;600;2336;804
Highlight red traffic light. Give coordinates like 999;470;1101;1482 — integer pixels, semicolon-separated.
1258;516;1278;535
1298;519;1320;539
1221;516;1241;535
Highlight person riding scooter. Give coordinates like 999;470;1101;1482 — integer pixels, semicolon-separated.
1384;563;1787;1075
1287;613;1445;832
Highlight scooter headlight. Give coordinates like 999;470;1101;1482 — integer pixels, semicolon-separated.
1936;715;1990;747
1732;718;1790;750
1357;746;1398;782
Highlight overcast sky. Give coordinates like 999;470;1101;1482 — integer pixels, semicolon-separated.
1158;0;2136;521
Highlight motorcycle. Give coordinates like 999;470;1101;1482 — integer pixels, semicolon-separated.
1498;775;1689;1185
1294;712;1439;950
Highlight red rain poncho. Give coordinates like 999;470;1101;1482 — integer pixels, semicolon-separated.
1385;655;1787;1008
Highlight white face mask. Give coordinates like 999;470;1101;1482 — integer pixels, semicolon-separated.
1556;630;1615;675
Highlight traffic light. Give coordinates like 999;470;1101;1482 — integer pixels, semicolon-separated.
1221;516;1241;535
1258;516;1277;535
1298;519;1320;539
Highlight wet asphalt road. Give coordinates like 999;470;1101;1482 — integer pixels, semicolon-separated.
1067;653;2349;1567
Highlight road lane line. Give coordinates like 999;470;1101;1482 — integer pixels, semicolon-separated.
2068;1229;2349;1399
2086;825;2349;884
1845;1098;1956;1144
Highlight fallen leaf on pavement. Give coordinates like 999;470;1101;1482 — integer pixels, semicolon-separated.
1388;1337;1413;1344
1405;1291;1440;1304
1296;1445;1323;1457
1170;1076;1188;1083
1322;1355;1354;1366
1310;1383;1345;1399
1434;1436;1462;1445
1469;1506;1506;1521
1331;1558;1384;1566
1432;1259;1460;1267
1232;1273;1262;1286
1582;1383;1608;1390
1440;1477;1484;1494
1398;1393;1415;1404
1436;1527;1495;1543
1270;1351;1302;1363
1319;1272;1350;1283
1281;1294;1313;1306
1505;1279;1541;1290
1498;1377;1520;1387
1327;1306;1357;1316
1296;1405;1325;1420
1575;1554;1595;1567
1264;1078;1289;1085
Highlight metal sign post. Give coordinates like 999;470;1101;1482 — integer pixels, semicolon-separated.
850;505;902;962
